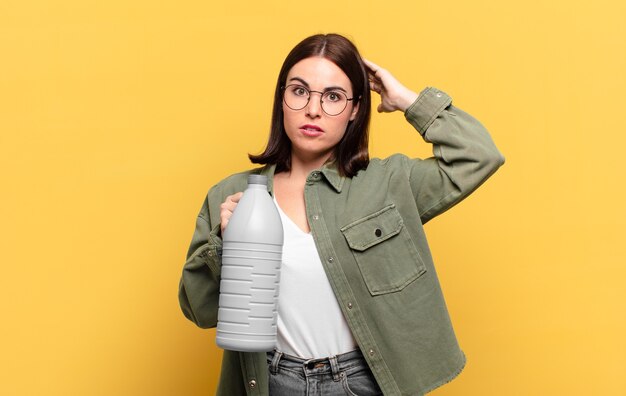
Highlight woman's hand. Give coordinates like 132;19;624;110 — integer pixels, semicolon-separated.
220;192;243;236
363;59;419;113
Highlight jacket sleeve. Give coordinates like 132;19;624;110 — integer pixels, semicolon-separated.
178;187;223;328
404;87;505;224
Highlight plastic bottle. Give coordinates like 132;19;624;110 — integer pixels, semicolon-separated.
216;174;284;352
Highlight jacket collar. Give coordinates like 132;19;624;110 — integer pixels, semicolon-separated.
319;162;345;193
259;162;345;194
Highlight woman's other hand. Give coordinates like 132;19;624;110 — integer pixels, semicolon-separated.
220;192;243;236
363;58;419;113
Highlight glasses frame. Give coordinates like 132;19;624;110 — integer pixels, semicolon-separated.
281;84;356;116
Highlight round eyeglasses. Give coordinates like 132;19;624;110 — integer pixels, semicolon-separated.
282;84;355;116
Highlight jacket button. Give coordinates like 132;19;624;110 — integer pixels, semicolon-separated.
312;214;319;220
328;257;334;263
374;228;382;237
368;349;375;356
207;250;213;257
347;302;353;309
248;379;257;389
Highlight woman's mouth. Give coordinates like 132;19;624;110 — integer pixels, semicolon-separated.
300;124;324;137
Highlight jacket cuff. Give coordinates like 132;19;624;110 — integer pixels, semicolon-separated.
404;87;452;136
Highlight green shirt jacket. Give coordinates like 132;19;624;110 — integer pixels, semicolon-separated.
179;87;505;395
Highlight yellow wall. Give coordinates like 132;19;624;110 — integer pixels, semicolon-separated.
1;0;624;394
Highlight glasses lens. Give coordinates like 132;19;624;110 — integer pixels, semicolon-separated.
283;84;349;115
284;85;309;110
321;91;348;116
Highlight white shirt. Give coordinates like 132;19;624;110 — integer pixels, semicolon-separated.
273;197;357;359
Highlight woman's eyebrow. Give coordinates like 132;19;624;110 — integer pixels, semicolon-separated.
288;77;348;93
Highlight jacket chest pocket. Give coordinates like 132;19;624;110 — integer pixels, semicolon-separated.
340;204;427;296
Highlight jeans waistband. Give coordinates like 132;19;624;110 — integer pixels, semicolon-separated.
267;349;365;381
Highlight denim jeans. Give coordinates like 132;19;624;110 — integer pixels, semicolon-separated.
266;349;383;396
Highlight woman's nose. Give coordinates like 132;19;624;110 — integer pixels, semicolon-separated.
305;95;322;118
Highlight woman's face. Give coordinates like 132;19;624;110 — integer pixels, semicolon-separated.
282;56;359;164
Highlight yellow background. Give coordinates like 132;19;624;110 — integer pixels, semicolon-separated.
1;0;625;394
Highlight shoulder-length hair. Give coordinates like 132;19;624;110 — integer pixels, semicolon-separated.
249;33;371;177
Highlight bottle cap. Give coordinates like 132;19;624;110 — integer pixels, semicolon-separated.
248;174;268;185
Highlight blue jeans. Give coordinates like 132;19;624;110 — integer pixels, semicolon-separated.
266;349;383;396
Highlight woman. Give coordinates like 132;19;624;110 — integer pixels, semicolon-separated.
179;33;504;395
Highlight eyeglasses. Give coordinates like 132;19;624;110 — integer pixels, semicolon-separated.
282;84;355;116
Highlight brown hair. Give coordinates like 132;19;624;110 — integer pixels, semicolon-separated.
249;33;371;177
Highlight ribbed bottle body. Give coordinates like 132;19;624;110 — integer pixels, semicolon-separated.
216;175;283;352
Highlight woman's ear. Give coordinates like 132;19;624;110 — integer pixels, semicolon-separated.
349;101;360;121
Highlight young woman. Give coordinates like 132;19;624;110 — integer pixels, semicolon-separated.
179;33;505;396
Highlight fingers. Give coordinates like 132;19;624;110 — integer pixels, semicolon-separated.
220;192;243;234
364;58;386;108
362;58;381;75
221;192;243;214
363;57;400;113
370;80;382;94
363;58;382;86
230;192;243;204
363;59;388;81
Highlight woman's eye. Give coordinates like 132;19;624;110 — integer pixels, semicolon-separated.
326;92;341;102
293;86;307;96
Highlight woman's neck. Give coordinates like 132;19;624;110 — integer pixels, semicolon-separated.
288;150;331;178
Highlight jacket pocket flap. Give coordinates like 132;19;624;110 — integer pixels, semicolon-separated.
340;204;403;251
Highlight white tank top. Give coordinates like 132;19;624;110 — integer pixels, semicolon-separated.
273;197;357;359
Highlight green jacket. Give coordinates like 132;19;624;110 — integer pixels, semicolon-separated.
179;87;505;395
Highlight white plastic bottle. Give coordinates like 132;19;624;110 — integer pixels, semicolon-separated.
216;174;284;352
